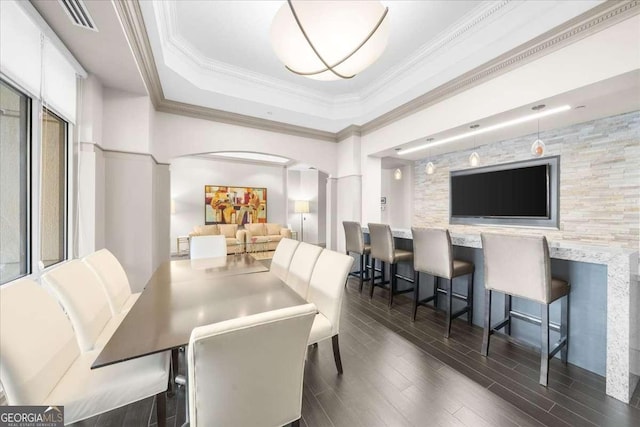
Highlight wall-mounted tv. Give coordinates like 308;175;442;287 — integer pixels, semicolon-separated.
450;156;559;228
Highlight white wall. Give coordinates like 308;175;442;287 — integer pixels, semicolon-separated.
170;156;288;253
102;88;153;153
380;165;413;228
152;111;338;176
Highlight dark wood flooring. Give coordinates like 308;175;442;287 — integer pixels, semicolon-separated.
72;276;640;427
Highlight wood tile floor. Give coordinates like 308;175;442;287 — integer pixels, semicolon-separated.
72;277;640;427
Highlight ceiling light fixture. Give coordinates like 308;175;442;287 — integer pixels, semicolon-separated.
530;104;546;157
398;105;571;156
270;1;389;81
468;124;480;167
394;168;402;180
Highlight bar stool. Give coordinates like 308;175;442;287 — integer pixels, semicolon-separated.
411;227;474;338
367;223;414;309
343;221;371;292
481;233;570;387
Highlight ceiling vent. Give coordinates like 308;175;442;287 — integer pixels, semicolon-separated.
58;0;97;31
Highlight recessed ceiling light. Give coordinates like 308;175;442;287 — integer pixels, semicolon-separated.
209;152;290;164
398;105;571;156
575;105;586;109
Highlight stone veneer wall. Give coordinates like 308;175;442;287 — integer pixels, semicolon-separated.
414;110;640;250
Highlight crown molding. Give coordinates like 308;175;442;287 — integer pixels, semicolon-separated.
336;125;362;142
359;0;640;135
115;0;639;144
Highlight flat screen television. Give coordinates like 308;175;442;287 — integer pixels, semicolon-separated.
449;156;559;227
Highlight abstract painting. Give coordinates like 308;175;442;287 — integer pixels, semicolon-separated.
204;185;267;225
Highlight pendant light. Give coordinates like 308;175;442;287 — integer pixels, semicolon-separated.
468;124;480;166
531;104;546;157
425;138;435;175
393;168;402;180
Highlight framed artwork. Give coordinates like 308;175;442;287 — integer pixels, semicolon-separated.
204;185;267;225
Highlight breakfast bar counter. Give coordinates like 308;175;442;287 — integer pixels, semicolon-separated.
362;226;639;403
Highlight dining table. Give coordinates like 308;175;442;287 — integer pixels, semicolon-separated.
92;253;306;369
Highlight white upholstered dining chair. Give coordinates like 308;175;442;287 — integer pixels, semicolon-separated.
190;235;227;260
41;260;116;352
270;238;300;282
306;249;354;374
83;248;140;316
286;242;323;299
0;279;170;426
187;303;317;427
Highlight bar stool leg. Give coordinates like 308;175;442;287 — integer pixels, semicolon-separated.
359;253;365;292
388;263;397;309
433;276;439;309
467;272;474;325
561;294;569;364
444;278;453;338
504;295;512;335
540;304;550;387
369;259;376;299
412;273;420;321
481;289;492;356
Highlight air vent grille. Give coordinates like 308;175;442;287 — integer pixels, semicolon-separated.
58;0;97;31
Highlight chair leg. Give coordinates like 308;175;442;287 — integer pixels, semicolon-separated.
561;294;569;364
444;278;453;338
412;273;420;321
467;271;474;326
332;335;343;374
388;263;396;309
433;276;439;309
504;295;512;335
344;250;350;288
540;304;550;387
369;258;376;299
156;392;167;427
359;254;364;292
481;289;492;357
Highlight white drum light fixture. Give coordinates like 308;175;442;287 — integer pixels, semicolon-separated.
270;1;389;80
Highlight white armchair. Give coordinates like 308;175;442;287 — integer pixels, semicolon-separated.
187;303;317;427
190;235;227;260
83;248;140;316
307;249;354;374
0;279;170;426
270;238;300;282
286;242;323;299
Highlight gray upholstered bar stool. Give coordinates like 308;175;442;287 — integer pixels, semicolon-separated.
481;233;570;387
367;223;414;309
343;221;371;292
410;227;474;338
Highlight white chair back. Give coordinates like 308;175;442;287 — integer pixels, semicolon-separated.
481;233;552;304
190;235;227;260
0;279;79;404
41;260;112;352
286;242;323;299
83;248;132;315
187;303;316;427
270;238;300;282
307;249;354;337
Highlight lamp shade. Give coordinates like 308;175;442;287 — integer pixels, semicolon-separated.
270;1;389;81
294;200;310;213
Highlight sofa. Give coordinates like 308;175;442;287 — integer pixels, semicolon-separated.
244;223;292;251
188;224;245;254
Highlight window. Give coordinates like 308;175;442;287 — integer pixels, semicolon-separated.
40;108;67;268
0;80;30;284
